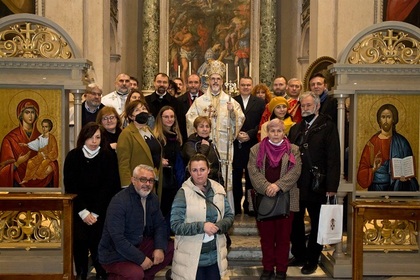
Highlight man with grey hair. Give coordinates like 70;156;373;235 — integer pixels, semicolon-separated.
99;164;174;280
102;73;131;115
81;83;105;126
288;91;340;275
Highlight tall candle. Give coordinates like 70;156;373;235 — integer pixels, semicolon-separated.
189;61;192;75
249;62;252;77
178;65;181;77
167;62;170;75
226;63;228;82
237;66;240;83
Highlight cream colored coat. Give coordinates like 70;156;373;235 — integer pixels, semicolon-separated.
171;179;228;280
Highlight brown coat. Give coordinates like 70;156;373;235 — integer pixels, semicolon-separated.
247;142;301;212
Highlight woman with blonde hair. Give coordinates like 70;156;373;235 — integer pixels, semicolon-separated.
153;105;185;232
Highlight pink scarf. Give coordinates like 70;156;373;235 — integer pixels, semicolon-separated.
256;137;296;170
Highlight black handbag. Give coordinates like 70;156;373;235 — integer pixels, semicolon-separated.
252;190;290;221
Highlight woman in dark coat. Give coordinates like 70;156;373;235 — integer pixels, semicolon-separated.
182;116;224;185
64;122;120;280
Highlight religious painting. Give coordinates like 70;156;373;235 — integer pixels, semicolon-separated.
383;0;420;28
0;88;62;190
355;94;420;193
167;0;251;91
0;0;35;18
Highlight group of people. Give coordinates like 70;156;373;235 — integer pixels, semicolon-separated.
62;61;344;280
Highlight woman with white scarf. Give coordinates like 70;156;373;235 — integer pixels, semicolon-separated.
64;122;120;280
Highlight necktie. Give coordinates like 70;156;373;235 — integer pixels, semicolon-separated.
305;122;310;134
191;95;197;102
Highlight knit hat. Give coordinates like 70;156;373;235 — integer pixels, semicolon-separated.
268;96;289;113
207;60;226;78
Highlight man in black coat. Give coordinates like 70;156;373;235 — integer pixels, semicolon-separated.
82;83;105;126
309;72;337;124
232;77;265;215
288;91;340;275
177;74;204;143
145;73;178;118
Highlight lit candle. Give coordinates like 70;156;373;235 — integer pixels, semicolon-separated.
249;62;252;77
167;62;169;75
189;61;192;75
225;63;228;82
237;66;240;83
178;65;181;77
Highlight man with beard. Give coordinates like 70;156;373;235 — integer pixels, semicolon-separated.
102;73;131;115
145;73;178;118
287;91;340;275
99;164;174;280
357;104;419;191
309;72;337;124
186;60;245;214
81;83;105;126
257;76;288;141
177;74;204;143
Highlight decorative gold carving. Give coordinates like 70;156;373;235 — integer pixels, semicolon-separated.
0;210;62;248
0;22;73;58
363;219;418;252
348;29;420;64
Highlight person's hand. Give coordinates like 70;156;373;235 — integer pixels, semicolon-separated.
227;101;234;112
201;139;210;146
265;183;280;197
110;142;117;150
152;249;164;265
237;132;250;142
162;158;169;167
373;151;382;172
15;151;31;167
18;143;28;147
141;256;153;270
326;192;336;197
204;222;219;235
83;213;97;226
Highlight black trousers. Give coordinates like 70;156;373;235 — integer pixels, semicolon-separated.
232;166;253;214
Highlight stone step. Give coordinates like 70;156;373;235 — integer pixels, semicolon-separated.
230;213;258;236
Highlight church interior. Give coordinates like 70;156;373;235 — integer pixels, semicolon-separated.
0;0;420;279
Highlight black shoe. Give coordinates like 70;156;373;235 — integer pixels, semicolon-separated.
260;270;275;280
288;257;305;266
301;263;317;275
165;268;172;280
275;271;287;280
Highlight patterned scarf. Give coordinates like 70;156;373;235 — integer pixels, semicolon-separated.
256;137;296;170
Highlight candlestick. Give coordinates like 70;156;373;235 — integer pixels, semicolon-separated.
225;63;228;82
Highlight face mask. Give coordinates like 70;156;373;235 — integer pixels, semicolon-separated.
302;113;316;123
135;112;149;124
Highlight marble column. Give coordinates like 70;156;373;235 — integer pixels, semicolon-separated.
259;0;277;85
142;0;160;90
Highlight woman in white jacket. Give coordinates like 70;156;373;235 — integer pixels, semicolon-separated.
170;153;234;280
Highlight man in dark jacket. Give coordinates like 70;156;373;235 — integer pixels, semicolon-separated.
288;91;340;275
99;164;174;279
145;73;178;118
232;77;265;215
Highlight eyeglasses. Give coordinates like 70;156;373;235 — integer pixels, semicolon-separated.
102;116;116;121
88;92;102;97
133;176;155;184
